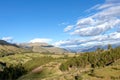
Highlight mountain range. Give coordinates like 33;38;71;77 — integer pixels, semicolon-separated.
0;40;68;56
0;40;120;54
66;43;120;53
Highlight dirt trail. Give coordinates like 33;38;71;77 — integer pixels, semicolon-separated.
31;66;43;73
31;61;62;74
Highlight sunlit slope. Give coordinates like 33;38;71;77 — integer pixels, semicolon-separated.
0;40;29;56
20;42;68;54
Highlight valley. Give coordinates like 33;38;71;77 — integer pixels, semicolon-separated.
0;40;120;80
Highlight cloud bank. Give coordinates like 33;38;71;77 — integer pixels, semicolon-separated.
29;38;52;43
2;37;13;42
54;0;120;50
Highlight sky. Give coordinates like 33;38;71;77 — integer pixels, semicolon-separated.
0;0;120;49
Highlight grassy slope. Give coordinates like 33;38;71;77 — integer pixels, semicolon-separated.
0;45;24;53
0;53;66;66
18;60;63;80
83;59;120;80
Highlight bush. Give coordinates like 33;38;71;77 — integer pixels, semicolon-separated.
59;63;69;71
0;64;27;80
74;74;83;80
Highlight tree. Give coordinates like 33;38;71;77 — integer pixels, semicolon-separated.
108;44;112;50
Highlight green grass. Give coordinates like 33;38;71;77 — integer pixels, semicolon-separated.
23;56;55;71
82;65;120;80
0;53;52;65
0;52;75;66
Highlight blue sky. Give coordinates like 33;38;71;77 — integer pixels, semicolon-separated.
0;0;104;42
0;0;120;49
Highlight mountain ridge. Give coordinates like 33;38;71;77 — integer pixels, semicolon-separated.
19;42;68;54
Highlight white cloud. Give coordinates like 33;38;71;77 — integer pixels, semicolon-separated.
54;31;120;48
71;18;120;36
94;5;120;17
29;38;52;43
109;32;120;39
64;25;74;32
86;4;101;12
76;17;95;28
66;1;120;37
2;37;13;42
97;3;114;10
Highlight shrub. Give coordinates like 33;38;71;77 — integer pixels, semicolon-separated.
0;64;27;80
59;63;69;71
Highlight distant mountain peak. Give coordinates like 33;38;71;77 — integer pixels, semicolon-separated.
19;42;68;54
28;42;49;46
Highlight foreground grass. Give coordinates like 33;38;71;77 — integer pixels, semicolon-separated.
23;56;55;71
82;59;120;80
82;66;120;80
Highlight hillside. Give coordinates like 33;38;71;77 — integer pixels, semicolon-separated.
0;40;68;57
0;40;30;57
19;42;68;54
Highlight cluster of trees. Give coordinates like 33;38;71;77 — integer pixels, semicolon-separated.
0;64;27;80
60;45;120;71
